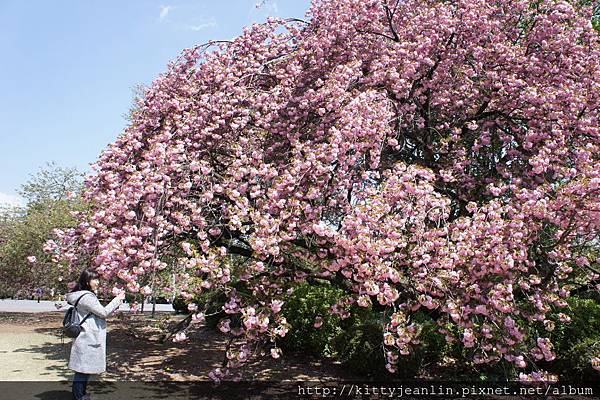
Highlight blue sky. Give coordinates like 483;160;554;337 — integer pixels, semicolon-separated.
0;0;311;206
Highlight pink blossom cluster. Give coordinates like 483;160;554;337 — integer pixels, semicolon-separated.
518;370;559;384
592;357;600;372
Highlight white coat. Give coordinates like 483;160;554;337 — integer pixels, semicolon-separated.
65;290;123;374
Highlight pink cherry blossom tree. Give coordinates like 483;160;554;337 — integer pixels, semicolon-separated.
49;0;599;379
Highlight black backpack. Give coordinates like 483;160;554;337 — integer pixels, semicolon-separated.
62;292;93;338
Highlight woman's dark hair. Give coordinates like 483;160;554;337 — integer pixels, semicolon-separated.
71;268;100;292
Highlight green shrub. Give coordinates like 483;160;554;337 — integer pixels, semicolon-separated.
196;290;228;329
279;282;448;378
399;311;448;378
0;284;14;299
172;295;188;314
280;282;346;357
551;297;600;381
331;306;386;377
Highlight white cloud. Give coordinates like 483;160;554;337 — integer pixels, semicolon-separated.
185;17;217;31
159;5;173;21
0;192;24;208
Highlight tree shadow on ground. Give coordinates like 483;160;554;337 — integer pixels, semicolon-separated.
108;318;357;382
32;389;71;400
21;382;188;400
29;382;282;400
160;326;356;381
12;339;73;379
4;312;357;384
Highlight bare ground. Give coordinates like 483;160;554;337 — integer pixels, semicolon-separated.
0;311;358;382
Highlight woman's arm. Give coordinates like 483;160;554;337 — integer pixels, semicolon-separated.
79;293;123;319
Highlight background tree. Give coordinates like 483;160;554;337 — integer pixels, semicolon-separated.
0;163;87;298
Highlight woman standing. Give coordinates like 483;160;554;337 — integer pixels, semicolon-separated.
65;269;125;400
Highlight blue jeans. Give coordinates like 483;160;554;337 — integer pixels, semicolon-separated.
72;372;90;399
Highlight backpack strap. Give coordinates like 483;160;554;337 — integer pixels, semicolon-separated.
73;292;93;322
79;312;93;324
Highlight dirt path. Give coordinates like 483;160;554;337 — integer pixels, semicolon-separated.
0;312;357;399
